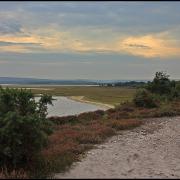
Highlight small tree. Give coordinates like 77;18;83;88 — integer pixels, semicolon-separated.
0;87;53;169
146;71;172;95
133;71;180;108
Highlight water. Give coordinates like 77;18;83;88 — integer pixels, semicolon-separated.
35;96;106;117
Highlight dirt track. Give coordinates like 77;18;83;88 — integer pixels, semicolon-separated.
55;116;180;179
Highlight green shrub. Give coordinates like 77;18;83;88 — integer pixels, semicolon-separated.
133;89;158;108
0;87;53;169
170;83;180;99
133;72;180;107
146;71;172;95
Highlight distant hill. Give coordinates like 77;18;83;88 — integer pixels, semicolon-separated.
0;77;98;85
0;77;150;85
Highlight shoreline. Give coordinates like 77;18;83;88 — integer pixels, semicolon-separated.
67;96;114;110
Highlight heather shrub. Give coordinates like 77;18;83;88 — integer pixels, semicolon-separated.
154;104;177;117
107;108;116;113
107;119;142;130
76;124;115;144
49;115;79;125
108;111;130;120
77;110;105;122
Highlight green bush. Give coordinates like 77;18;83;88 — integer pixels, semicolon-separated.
133;72;180;108
146;71;172;95
170;83;180;99
133;89;158;108
0;87;53;169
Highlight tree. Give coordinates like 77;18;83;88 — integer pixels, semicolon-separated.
133;71;180;108
0;87;53;169
146;71;172;95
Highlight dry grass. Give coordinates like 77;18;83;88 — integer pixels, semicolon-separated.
18;86;136;106
107;119;143;130
0;168;28;179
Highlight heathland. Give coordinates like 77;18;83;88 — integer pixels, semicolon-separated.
1;72;180;178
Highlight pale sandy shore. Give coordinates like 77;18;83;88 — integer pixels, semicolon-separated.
68;96;114;110
20;88;52;90
2;87;52;91
55;116;180;179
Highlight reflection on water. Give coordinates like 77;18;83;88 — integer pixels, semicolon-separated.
35;96;106;117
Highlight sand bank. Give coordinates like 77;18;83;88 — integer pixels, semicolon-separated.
68;96;114;110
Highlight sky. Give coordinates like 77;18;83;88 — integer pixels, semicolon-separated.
0;1;180;80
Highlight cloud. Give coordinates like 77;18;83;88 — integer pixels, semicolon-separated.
0;21;23;35
66;32;180;58
0;45;31;53
0;60;9;64
0;32;42;53
116;34;180;58
0;41;41;46
0;23;179;59
124;43;151;49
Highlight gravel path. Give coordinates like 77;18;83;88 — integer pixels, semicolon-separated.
55;116;180;179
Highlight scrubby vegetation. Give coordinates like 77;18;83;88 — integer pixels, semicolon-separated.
0;87;53;178
133;89;158;108
134;71;180;108
1;71;180;178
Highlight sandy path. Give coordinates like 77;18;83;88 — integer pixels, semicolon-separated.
55;116;180;179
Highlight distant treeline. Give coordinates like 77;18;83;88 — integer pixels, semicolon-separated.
99;79;180;88
99;81;148;88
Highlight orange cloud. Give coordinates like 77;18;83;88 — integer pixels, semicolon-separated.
0;35;40;44
116;35;180;58
0;26;180;58
0;45;31;53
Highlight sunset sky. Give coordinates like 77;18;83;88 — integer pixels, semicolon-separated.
0;1;180;80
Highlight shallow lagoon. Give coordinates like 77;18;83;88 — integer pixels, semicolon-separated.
36;96;106;117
